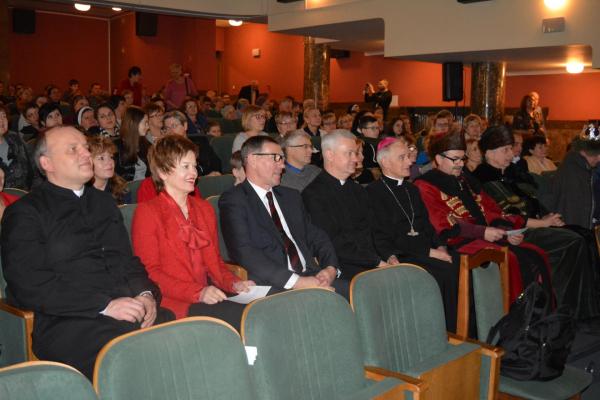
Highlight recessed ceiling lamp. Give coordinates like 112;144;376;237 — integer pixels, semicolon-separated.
112;7;122;11
544;0;567;10
566;61;584;74
228;19;243;27
74;3;91;11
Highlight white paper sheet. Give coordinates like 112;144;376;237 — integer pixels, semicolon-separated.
505;228;528;236
227;286;271;304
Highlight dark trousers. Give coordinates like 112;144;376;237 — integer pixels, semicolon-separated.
33;308;174;380
188;301;246;331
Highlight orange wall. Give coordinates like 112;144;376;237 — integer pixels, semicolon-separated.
505;73;600;121
110;13;216;96
9;11;109;94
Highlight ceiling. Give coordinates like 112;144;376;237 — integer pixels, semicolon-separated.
8;0;596;75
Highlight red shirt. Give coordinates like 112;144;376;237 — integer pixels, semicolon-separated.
118;79;143;106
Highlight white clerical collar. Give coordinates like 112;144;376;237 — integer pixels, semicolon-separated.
247;179;271;199
73;187;85;197
384;174;404;186
339;179;346;186
512;156;520;164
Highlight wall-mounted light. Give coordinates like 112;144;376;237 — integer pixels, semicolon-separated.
74;3;91;11
566;61;584;74
228;20;243;27
112;7;122;11
544;0;567;10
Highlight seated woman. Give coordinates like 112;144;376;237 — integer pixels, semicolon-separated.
76;106;98;133
182;98;208;135
88;103;119;139
115;106;149;182
132;134;254;329
464;138;482;172
0;105;33;190
39;102;63;130
18;102;40;141
87;136;131;205
231;105;269;153
523;135;556;175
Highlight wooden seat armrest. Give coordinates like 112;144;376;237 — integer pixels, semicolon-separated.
364;365;427;391
0;299;34;320
447;332;505;358
224;263;248;281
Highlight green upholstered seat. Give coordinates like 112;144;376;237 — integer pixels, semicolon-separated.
2;188;28;198
219;119;243;134
197;174;235;199
95;317;257;400
242;288;410;400
0;361;97;400
471;261;593;399
206;196;230;262
118;204;137;242
209;134;236;173
351;265;482;399
125;179;144;203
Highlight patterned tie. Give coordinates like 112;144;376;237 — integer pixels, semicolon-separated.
266;191;302;273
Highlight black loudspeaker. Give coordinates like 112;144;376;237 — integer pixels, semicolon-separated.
330;49;351;59
13;9;35;34
136;12;157;37
442;62;463;102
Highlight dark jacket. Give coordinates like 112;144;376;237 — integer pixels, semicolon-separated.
0;131;33;190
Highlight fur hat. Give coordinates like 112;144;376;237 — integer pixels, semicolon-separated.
427;129;465;160
479;125;514;154
572;125;600;155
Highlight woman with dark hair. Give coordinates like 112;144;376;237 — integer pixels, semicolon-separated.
132;134;254;329
523;135;556;175
512;94;545;134
18;102;40;140
385;117;405;137
76;106;98;133
115;106;149;181
0;104;33;190
87;136;130;204
89;103;119;138
181;98;208;135
39;103;63;129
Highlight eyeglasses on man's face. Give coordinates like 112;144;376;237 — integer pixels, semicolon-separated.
439;153;467;164
287;144;313;150
252;153;285;162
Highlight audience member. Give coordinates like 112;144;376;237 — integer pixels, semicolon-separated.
355;115;381;182
133;135;254;329
87;136;130;204
274;111;297;138
221;104;236;120
366;138;460;331
280;130;321;192
39;102;63;129
363;79;392;118
182;98;208;135
523;135;556;175
18;102;40;140
118;66;143;106
115;106;149;182
237;80;260;104
206;120;222;138
337;113;353;130
385;117;405;137
511;130;529;171
464;139;482;172
303;106;323;137
303;130;390;280
88;82;105;108
463;114;483;141
321;112;337;135
232;105;268;153
89;103;119;138
230;150;245;185
61;79;80;104
164;63;197;110
219;135;346;296
109;95;127;128
265;96;293;133
1;126;171;379
0;105;33;190
513;93;545;135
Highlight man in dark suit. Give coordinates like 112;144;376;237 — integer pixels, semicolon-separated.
237;80;260;104
219;135;347;297
1;126;171;379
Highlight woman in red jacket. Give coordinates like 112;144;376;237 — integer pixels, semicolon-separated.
132;134;254;330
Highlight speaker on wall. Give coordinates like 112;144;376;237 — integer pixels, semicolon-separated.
442;62;463;102
136;12;157;37
13;9;36;34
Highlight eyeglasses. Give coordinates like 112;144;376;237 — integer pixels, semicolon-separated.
277;120;295;126
408;145;417;153
288;144;313;150
439;153;467;164
363;125;379;131
253;114;267;120
149;113;164;119
253;153;285;162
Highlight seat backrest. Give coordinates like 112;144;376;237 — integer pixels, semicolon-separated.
0;361;97;400
472;262;506;341
220;119;243;134
351;265;449;372
209;134;236;173
197;174;235;199
95;317;257;400
118;204;137;242
206;195;230;261
126;179;144;203
0;256;6;299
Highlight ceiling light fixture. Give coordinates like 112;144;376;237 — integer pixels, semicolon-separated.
228;19;243;27
112;7;122;11
566;61;584;74
74;3;91;11
544;0;567;10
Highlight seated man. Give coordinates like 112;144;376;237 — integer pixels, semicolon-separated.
279;130;321;192
367;137;460;331
303;130;390;280
219;136;347;297
1;126;171;379
414;130;551;302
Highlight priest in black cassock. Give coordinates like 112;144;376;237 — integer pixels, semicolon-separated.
303;130;390;280
366;137;460;332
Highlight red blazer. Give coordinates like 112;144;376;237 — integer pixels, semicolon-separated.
132;191;238;318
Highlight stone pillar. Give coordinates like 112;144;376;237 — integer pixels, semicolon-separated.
0;0;9;89
470;62;506;126
303;37;330;110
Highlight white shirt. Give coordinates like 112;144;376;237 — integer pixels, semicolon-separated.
247;180;306;289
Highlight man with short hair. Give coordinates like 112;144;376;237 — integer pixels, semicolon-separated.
219;136;346;296
303;106;323;137
118;66;143;106
274;111;297;138
88;82;104;108
280;130;321;192
363;79;392;118
356;115;381;181
238;80;259;104
303;130;390;280
1;126;169;379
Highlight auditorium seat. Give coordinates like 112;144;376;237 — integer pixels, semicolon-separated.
197;174;235;198
209;134;236;173
351;265;484;400
0;361;97;400
118;204;137;241
241;288;423;399
125;180;144;203
94;317;257;400
219;119;243;135
457;247;593;400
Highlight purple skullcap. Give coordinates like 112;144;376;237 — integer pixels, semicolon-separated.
377;137;398;152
